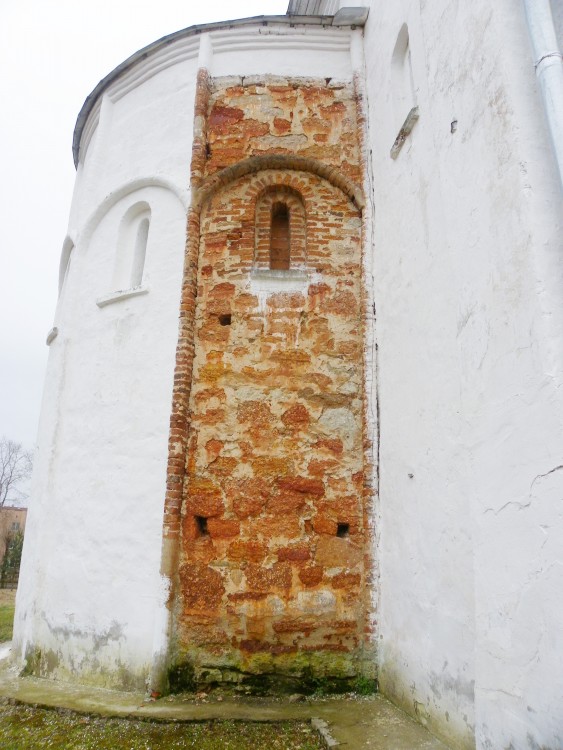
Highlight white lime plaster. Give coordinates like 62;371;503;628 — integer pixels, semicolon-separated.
13;52;198;689
351;0;563;747
96;285;149;308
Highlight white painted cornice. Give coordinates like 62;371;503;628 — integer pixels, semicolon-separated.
73;15;360;168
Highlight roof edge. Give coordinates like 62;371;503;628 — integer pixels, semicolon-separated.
72;14;349;168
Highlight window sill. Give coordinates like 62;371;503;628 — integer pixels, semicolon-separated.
390;106;419;159
250;269;308;294
96;285;149;308
46;327;59;346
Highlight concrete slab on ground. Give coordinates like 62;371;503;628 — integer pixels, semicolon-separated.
0;652;450;749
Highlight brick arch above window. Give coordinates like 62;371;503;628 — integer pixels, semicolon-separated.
254;185;306;271
195;154;364;213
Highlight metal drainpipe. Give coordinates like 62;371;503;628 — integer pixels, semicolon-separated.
523;0;563;190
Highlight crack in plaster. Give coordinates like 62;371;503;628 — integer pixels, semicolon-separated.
485;464;563;516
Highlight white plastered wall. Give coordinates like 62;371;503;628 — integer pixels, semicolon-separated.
350;0;563;746
13;58;196;689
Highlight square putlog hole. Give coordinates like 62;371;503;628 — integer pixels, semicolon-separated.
336;523;350;538
196;516;209;536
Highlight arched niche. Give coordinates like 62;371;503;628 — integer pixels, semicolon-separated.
112;201;151;291
58;236;75;295
391;23;416;131
254;185;306;271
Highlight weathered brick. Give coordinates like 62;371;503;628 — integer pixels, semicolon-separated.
172;75;369;678
327;571;362;589
267;489;308;515
207;518;240;539
229;477;270;518
253;513;302;540
277;543;311;562
299;565;324;587
312;515;338;536
228;539;268;563
281;404;310;428
315;536;362;568
185;480;224;518
244;563;292;593
314;438;344;454
277;476;324;496
237;400;272;425
180;562;224;611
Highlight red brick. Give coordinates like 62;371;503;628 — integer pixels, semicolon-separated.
312;515;338;536
299;565;324;587
185;480;224;518
314;438;344;455
180;563;224;611
267;489;307;514
244;563;292;592
281;404;310;428
207;518;240;539
228;539;268;563
237;400;272;425
277;543;311;562
229;477;270;519
277;476;324;496
327;571;361;589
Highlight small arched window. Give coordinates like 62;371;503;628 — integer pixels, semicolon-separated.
112;202;151;291
58;237;75;296
131;216;150;287
391;23;416;130
254;187;306;271
270;202;290;270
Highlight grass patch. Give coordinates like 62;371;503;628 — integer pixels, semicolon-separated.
0;604;14;642
0;703;323;750
353;676;378;695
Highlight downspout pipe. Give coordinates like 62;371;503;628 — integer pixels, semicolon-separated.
523;0;563;190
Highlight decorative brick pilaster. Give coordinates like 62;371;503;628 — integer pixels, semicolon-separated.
161;68;210;574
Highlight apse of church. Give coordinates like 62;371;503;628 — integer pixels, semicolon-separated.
167;74;372;689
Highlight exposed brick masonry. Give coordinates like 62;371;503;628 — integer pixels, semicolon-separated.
161;68;210;573
167;74;370;690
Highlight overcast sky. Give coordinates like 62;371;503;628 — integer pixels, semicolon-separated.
0;0;288;451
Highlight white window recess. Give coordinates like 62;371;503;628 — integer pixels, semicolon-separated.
58;236;75;296
390;23;419;159
97;202;151;308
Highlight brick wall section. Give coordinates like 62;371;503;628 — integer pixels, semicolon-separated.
206;76;361;186
353;69;379;656
170;75;371;688
161;69;210;578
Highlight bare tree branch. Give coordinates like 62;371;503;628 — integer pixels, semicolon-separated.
0;438;32;507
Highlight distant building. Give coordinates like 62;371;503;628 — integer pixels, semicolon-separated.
0;507;27;562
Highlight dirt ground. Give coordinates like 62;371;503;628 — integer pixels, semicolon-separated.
0;704;324;750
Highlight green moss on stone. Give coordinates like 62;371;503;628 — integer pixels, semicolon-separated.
168;648;366;696
168;662;196;693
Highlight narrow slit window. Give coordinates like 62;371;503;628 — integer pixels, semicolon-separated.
58;237;75;296
270;202;290;270
112;202;151;293
391;24;416;130
131;217;149;288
